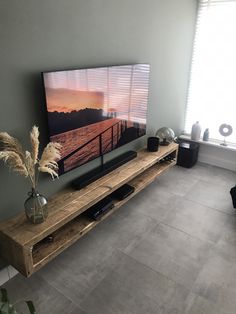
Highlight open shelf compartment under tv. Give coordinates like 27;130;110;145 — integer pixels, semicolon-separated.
0;143;178;277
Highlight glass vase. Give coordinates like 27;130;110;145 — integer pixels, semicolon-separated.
24;189;48;224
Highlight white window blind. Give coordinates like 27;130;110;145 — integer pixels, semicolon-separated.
184;0;236;143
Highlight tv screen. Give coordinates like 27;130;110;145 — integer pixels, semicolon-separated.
42;64;150;174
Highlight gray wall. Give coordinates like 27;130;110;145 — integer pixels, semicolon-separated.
0;0;197;220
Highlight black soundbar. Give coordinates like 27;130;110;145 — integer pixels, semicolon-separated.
72;150;137;190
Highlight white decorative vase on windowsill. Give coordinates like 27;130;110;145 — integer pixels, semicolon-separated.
191;121;201;141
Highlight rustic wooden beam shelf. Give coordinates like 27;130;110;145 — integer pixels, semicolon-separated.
0;143;178;277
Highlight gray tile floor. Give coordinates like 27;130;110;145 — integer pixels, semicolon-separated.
3;162;236;314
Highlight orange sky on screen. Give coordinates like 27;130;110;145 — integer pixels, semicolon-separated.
45;88;104;112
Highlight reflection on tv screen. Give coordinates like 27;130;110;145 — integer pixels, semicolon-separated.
42;64;150;174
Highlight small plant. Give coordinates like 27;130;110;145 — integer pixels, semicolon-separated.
0;126;61;190
0;288;35;314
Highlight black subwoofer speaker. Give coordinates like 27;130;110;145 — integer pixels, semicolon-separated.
147;137;159;152
177;141;199;168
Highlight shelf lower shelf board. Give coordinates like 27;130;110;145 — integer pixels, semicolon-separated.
32;159;175;271
0;143;178;277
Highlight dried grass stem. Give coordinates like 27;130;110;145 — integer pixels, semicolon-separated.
0;126;61;189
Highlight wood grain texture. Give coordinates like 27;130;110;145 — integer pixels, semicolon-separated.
0;143;178;276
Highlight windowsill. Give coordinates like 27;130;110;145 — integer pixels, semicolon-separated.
179;134;236;152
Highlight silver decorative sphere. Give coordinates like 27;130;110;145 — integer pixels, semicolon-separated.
155;127;175;145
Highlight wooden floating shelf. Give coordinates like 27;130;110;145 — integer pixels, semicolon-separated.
0;143;178;277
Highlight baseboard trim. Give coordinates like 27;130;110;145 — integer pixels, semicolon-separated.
198;152;236;171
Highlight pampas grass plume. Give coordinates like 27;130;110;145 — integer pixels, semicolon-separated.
38;142;62;179
30;126;39;164
0;127;62;187
0;151;28;177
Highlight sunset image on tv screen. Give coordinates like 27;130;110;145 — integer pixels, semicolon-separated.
43;64;150;174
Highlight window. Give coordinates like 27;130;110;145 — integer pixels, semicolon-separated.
184;0;236;143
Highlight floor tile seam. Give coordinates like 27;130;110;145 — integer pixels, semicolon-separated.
118;248;191;294
187;286;236;314
181;290;229;314
76;219;162;302
122;218;217;275
114;279;168;312
67;304;86;314
184;195;236;217
127;208;167;226
72;251;134;308
122;248;220;307
25;273;86;311
185;175;235;194
122;219;161;254
188;175;235;188
120;250;208;311
41;221;216;308
158;221;216;247
34;221;161;307
80;247;217;314
157;182;198;199
156;222;222;275
60;246;160;308
123;208;215;251
77;263;132;307
183;243;236;297
197;174;236;185
36;272;87;310
110;203;160;224
80;270;166;313
153;184;184;198
181;161;235;174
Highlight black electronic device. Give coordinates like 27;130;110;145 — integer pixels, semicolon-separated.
147;137;159;152
111;184;135;201
72;150;137;190
85;196;114;220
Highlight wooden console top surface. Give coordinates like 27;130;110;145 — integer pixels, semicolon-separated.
0;143;178;248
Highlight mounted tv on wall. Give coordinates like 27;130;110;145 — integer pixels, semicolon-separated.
42;64;150;175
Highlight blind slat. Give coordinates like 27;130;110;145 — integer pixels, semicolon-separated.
44;64;150;124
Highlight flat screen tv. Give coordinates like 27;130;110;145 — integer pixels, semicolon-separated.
42;64;150;175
